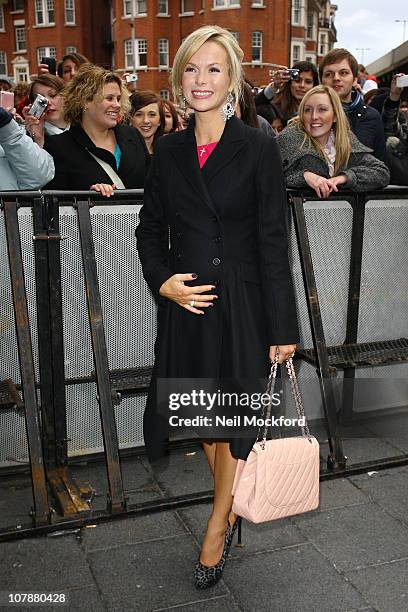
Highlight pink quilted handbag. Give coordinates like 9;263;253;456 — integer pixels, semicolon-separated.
232;357;319;523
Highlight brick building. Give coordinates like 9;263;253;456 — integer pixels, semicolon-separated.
0;0;111;83
0;0;337;95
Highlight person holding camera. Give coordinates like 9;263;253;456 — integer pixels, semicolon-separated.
382;73;408;185
23;75;69;148
277;85;389;197
255;61;319;124
44;64;149;195
0;107;54;190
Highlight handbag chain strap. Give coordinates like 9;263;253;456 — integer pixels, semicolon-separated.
257;356;312;449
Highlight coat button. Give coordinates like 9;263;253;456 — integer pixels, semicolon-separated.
176;232;182;238
357;113;361;117
213;236;221;243
212;257;221;266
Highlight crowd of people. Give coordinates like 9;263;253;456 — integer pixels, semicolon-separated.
1;43;407;195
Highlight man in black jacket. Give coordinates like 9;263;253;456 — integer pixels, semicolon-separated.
320;48;386;162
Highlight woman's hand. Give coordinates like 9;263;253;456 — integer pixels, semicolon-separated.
327;174;348;191
269;345;296;364
390;73;405;102
304;171;335;199
90;183;117;197
268;65;291;92
159;273;218;315
23;106;46;148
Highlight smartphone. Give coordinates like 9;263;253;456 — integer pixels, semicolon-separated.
0;91;14;110
41;57;57;75
396;75;408;88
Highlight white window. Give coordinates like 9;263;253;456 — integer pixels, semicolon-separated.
0;51;7;75
15;26;26;52
124;0;147;16
160;89;169;100
124;38;147;69
252;0;264;6
14;65;29;82
293;44;301;62
37;46;56;65
66;46;77;54
0;6;4;31
158;0;168;14
319;32;327;56
231;31;240;42
35;0;55;26
307;13;316;39
292;0;301;25
159;38;169;67
65;0;75;24
214;0;240;7
181;0;194;12
252;31;262;62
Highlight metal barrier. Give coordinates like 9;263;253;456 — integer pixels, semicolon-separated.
0;186;407;539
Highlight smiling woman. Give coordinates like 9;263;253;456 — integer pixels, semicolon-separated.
130;91;165;155
44;64;150;193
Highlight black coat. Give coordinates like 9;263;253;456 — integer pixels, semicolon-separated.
136;116;299;462
343;92;386;162
44;123;149;190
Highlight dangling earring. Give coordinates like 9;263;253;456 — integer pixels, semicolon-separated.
179;91;189;121
221;92;234;122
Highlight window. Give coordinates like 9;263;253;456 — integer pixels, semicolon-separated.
307;13;315;39
15;26;26;52
231;32;240;42
319;33;327;56
65;0;75;24
252;31;262;62
12;0;25;11
160;89;169;100
37;46;56;65
0;6;4;31
292;0;301;25
159;38;169;67
214;0;240;7
158;0;168;14
14;64;29;82
124;0;147;15
66;45;77;54
0;51;7;75
293;44;301;62
252;0;264;5
181;0;194;12
35;0;55;26
124;38;147;68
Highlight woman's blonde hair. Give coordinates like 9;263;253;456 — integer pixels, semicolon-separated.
62;63;130;124
170;25;244;110
297;84;351;173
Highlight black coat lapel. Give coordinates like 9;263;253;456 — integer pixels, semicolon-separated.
168;116;246;213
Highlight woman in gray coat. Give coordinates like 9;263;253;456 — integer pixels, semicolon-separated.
277;85;389;198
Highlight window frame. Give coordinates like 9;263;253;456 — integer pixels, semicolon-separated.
35;0;55;26
0;51;7;75
124;38;147;69
157;0;168;14
158;38;169;68
124;0;147;16
37;46;57;65
64;0;76;25
15;26;27;52
213;0;240;8
251;31;262;63
0;5;4;31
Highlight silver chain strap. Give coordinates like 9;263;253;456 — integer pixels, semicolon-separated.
257;356;312;448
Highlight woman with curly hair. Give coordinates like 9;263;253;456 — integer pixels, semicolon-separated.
44;64;149;194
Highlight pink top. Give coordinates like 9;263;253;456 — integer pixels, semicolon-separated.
197;141;219;169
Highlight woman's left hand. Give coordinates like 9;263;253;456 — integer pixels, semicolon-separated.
327;174;347;191
269;345;296;364
90;183;117;197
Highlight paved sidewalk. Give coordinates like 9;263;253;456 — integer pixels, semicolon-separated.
1;449;408;612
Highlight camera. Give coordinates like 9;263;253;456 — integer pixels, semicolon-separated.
27;93;49;119
396;75;408;88
126;74;138;83
285;69;300;81
41;56;56;76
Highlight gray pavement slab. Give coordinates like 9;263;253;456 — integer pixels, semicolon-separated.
345;557;408;612
293;502;408;572
0;535;93;591
81;510;187;553
88;534;228;611
319;435;403;467
0;479;33;529
221;543;368;612
154;595;242;611
363;412;408;454
349;467;408;526
178;503;307;558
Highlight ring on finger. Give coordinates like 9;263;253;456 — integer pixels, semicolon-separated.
190;300;194;307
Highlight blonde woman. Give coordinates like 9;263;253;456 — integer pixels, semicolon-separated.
44;64;149;194
136;26;298;588
277;84;389;198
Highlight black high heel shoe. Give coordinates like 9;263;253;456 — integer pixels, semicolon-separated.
194;518;242;590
